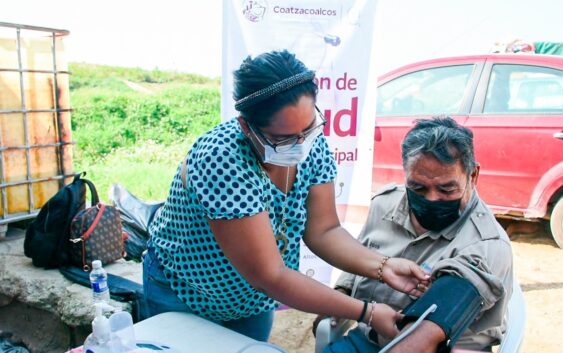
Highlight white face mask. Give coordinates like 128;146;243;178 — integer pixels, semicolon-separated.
262;130;320;167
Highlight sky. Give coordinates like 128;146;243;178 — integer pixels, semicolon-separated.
3;0;563;78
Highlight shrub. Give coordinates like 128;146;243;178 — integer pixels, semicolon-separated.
69;63;221;200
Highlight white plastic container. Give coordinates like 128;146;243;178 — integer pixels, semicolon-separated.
109;310;137;352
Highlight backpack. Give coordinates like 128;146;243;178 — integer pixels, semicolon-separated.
24;172;99;268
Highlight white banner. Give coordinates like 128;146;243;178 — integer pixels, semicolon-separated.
222;0;378;285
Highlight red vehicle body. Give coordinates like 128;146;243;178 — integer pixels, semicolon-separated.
373;54;563;247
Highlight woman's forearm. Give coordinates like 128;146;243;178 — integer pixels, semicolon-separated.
303;183;386;280
258;265;366;320
304;226;429;296
304;225;384;279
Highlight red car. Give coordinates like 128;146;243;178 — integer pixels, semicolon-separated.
373;54;563;247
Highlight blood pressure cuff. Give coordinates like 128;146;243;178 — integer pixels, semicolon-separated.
397;275;483;353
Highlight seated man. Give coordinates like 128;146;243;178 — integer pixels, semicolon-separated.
319;117;513;353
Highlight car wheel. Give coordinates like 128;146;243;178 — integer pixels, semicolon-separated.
550;197;563;249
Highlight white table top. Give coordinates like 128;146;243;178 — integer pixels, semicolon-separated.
133;312;286;353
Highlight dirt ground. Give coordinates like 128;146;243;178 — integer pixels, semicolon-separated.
269;223;562;353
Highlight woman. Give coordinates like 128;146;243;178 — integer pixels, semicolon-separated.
143;50;429;342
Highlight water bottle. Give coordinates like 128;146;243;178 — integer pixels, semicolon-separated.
90;260;110;303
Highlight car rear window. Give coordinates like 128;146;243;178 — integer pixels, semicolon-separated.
484;64;563;114
377;64;474;116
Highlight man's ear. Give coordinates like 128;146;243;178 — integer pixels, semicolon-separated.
237;116;251;136
471;164;480;186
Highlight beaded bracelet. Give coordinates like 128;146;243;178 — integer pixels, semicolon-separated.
357;300;369;322
377;256;391;283
367;301;376;327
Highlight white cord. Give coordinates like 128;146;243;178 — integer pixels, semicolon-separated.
378;304;438;353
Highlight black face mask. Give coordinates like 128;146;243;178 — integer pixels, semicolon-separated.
406;188;462;232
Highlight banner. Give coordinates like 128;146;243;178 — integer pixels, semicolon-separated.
222;0;378;285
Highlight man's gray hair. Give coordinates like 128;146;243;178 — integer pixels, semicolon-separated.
401;116;476;174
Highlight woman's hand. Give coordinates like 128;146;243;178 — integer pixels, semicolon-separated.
383;258;430;297
368;303;403;339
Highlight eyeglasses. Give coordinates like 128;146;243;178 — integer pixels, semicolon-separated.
249;106;327;153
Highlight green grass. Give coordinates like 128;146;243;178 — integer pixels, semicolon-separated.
69;62;220;90
75;141;194;202
69;63;221;202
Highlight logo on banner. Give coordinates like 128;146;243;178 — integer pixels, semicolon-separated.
243;0;267;22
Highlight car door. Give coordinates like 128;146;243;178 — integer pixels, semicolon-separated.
466;56;563;217
373;58;484;192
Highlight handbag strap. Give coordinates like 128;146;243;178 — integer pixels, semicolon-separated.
81;203;106;241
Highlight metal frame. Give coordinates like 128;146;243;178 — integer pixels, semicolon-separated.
0;22;75;225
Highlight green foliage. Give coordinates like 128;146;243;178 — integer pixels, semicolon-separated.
69;63;221;201
74;141;194;202
69;62;220;90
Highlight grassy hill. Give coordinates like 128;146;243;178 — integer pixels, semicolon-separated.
69;63;221;201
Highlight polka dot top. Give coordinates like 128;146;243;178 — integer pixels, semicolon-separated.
149;118;337;321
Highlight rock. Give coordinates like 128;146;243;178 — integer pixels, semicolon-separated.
0;233;143;352
0;237;141;327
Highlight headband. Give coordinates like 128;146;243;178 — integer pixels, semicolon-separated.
234;70;315;111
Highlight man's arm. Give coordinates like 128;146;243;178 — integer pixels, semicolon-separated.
387;275;483;353
432;238;513;313
388;235;513;352
389;321;446;353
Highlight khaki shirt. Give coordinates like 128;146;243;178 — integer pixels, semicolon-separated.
336;184;513;351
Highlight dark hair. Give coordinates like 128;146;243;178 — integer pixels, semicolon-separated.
232;50;318;127
401;116;476;175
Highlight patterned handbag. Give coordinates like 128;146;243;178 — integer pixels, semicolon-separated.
69;203;126;271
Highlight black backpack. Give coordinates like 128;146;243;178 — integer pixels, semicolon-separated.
24;172;99;269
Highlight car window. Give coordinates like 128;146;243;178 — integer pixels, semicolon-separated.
377;65;474;116
484;64;563;114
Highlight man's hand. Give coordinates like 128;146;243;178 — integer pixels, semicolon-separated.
383;258;431;297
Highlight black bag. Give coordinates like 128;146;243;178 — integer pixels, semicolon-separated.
109;183;163;261
24;172;99;268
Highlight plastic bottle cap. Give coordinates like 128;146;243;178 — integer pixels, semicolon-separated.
92;260;102;269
